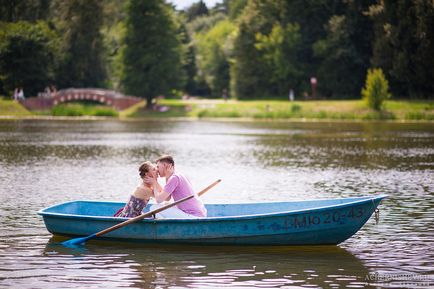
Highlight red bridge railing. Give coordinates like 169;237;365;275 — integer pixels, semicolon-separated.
20;88;141;111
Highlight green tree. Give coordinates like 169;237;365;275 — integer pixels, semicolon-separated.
0;0;50;22
226;0;247;20
122;0;184;108
54;0;107;88
280;0;346;97
186;12;227;97
186;0;208;21
369;0;434;98
195;19;234;97
232;0;283;99
313;0;374;98
178;19;199;96
361;68;391;110
102;0;128;90
187;12;226;34
232;0;340;99
255;23;302;95
0;21;59;97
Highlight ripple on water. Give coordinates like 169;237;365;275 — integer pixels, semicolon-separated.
0;120;433;289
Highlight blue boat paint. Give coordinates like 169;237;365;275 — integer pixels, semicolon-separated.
38;195;387;245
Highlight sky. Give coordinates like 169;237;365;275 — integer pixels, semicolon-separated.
169;0;222;10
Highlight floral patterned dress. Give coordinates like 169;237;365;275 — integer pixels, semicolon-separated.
114;195;149;218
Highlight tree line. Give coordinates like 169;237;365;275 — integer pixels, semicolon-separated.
0;0;432;106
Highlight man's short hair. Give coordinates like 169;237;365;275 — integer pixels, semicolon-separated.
156;155;174;166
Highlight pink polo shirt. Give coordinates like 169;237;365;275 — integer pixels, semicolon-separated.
164;173;207;217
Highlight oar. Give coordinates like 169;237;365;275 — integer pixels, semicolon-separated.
62;179;221;246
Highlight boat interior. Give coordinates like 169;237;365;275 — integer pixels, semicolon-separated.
39;196;381;218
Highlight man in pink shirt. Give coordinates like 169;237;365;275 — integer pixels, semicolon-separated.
145;155;207;218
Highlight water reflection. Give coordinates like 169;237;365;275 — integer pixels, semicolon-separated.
42;237;369;289
253;122;434;171
0;119;433;288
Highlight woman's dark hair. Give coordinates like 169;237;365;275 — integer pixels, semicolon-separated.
138;161;153;178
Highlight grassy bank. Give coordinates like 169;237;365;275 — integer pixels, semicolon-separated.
48;103;118;117
123;99;434;121
0;98;32;116
1;98;433;121
0;99;118;117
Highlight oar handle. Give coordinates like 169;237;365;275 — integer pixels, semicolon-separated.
198;179;221;196
95;179;221;237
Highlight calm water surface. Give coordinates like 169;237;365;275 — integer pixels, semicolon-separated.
0;119;433;288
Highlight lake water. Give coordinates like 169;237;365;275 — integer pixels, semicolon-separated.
0;119;433;288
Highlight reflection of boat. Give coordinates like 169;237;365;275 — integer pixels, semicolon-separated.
38;195;386;245
43;237;369;289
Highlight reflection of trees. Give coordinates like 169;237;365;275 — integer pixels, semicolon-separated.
0;120;166;165
251;122;434;171
45;237;368;288
247;122;358;169
359;122;434;170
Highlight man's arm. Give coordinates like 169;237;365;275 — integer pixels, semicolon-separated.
145;177;173;203
152;182;172;203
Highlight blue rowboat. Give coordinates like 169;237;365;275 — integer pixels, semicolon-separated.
38;195;386;245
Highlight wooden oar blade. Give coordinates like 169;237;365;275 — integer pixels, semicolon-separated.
62;234;96;247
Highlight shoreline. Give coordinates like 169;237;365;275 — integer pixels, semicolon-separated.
1;114;433;124
1;98;433;123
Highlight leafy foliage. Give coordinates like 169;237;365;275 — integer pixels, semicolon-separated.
231;0;342;99
226;0;248;20
361;68;391;110
0;21;59;96
195;19;235;97
0;0;50;22
185;0;209;21
187;12;226;34
121;0;184;107
54;0;107;88
232;0;282;98
303;0;373;98
369;0;434;98
255;23;302;94
102;0;128;90
0;0;432;100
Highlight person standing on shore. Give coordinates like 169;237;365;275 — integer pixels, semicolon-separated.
289;88;294;101
12;88;18;100
17;87;25;100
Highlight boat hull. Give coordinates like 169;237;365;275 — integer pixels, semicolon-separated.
38;195;386;245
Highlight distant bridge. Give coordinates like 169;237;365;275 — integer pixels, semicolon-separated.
20;88;142;111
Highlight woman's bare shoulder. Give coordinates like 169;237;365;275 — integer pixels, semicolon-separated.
133;185;152;199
